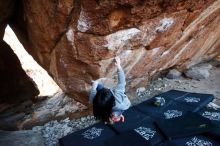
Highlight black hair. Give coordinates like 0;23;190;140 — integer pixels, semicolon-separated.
93;88;115;122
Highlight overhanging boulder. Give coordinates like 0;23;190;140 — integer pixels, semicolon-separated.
5;0;220;104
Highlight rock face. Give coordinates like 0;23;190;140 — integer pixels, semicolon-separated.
0;40;39;104
184;63;213;80
2;0;220;104
0;130;45;146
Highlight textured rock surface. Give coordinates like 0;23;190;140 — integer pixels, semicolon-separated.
0;130;45;146
184;63;213;80
2;0;220;104
0;90;87;130
0;40;39;104
166;69;182;79
18;91;87;130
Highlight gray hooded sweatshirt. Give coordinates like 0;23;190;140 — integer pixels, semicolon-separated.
89;68;131;115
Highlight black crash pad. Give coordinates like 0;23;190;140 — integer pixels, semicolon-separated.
134;90;189;117
157;101;196;120
156;112;214;140
106;118;164;146
197;107;220;125
59;90;218;146
158;135;219;146
204;125;220;143
135;90;214;119
157;90;190;100
106;130;156;146
59;122;117;146
109;107;147;133
197;107;220;142
134;96;172;118
135;99;193;119
175;93;214;112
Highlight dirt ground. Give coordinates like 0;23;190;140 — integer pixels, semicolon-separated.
132;59;220;107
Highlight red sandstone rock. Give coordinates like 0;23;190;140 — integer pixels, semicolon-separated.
3;0;220;104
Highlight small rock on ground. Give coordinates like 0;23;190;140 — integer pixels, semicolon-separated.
166;69;182;79
184;64;212;80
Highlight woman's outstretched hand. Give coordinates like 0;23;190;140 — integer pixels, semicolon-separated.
114;57;122;69
91;80;99;89
110;113;125;123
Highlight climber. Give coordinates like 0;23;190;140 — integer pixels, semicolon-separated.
89;57;131;124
